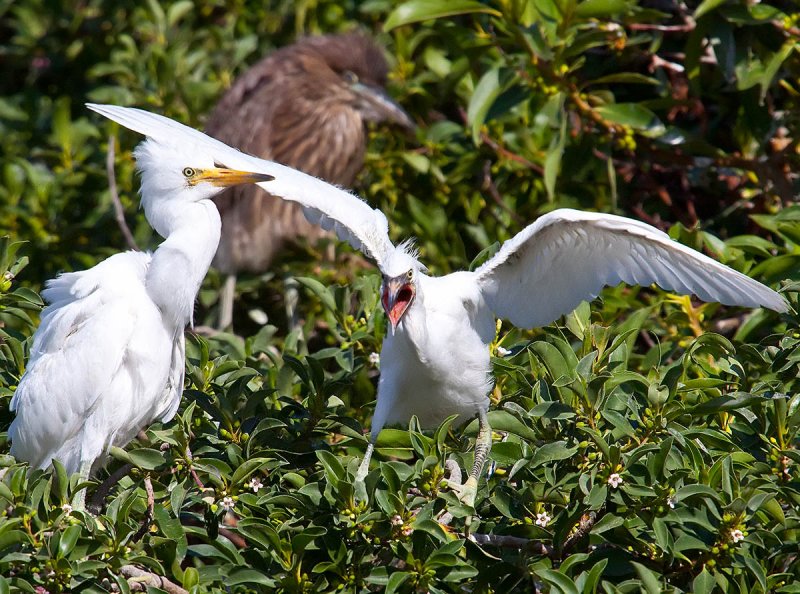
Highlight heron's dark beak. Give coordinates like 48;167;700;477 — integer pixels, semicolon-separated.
197;168;275;188
352;83;415;132
381;275;416;334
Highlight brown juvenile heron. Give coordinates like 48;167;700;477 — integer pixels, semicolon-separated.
205;32;413;329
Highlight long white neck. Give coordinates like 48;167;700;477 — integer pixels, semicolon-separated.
144;199;221;332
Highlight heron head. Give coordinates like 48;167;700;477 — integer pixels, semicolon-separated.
344;73;414;130
300;33;414;131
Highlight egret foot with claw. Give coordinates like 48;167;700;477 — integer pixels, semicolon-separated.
445;475;479;508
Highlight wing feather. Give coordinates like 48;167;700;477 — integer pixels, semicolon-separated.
86;103;394;269
9;252;156;472
474;209;788;328
156;333;185;423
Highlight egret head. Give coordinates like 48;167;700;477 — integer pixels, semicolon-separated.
381;242;425;332
134;139;274;208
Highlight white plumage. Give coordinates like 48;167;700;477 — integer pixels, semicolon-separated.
9;108;272;497
84;104;790;507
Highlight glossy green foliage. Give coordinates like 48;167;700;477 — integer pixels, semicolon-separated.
1;0;799;592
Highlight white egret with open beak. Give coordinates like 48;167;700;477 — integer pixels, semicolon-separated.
80;105;789;511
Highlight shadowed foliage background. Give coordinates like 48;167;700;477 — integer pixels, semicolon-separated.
0;0;799;592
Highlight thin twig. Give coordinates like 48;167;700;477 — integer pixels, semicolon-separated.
650;54;685;73
468;532;554;556
628;20;695;33
185;446;205;489
480;132;544;175
106;134;139;251
120;565;188;594
481;161;526;225
133;475;155;541
561;510;600;557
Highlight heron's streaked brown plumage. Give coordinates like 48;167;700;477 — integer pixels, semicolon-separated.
206;33;412;279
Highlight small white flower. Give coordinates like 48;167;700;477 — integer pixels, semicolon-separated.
667;497;676;509
496;346;512;357
730;529;745;543
607;473;623;489
61;503;73;514
535;512;551;527
390;514;403;526
368;352;380;366
220;496;235;511
248;477;264;493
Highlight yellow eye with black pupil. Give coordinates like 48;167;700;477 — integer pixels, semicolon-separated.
182;167;196;178
407;270;413;280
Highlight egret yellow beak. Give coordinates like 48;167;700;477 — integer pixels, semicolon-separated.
193;168;274;187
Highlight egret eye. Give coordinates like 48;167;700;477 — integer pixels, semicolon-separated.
342;70;359;84
182;167;196;178
407;269;413;281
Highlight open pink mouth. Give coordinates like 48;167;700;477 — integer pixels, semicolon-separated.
383;284;414;327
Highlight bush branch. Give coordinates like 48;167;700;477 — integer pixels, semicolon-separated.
106;134;139;251
119;565;188;594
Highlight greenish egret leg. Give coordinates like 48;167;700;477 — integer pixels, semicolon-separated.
355;441;375;484
71;460;93;511
445;408;492;509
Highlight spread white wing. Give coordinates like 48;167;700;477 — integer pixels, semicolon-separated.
86;103;395;268
474;209;789;329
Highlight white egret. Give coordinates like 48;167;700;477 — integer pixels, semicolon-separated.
85;105;789;509
9;105;273;506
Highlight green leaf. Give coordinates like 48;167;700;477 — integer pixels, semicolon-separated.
182;567;200;590
595;103;665;136
467;67;502;145
581;558;608;594
536;568;579;594
125;448;166;470
385;571;412;594
694;0;727;18
689;393;771;415
0;530;31;550
226;568;278;587
674;484;723;503
632;562;663;594
384;0;500;31
544;95;567;201
296;276;337;313
693;568;716;594
316;450;345;486
652;517;672;552
531;441;578;467
741;554;768;591
231;457;270;486
166;0;194;26
484;410;538;441
574;0;631;18
57;524;81;558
